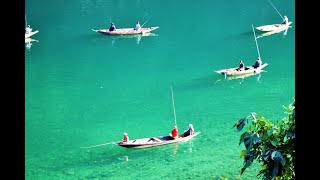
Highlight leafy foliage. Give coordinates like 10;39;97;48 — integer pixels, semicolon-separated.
234;98;295;180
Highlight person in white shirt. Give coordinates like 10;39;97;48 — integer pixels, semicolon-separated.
134;21;141;31
282;15;289;25
25;25;32;34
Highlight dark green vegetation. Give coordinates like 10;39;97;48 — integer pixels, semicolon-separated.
234;99;295;180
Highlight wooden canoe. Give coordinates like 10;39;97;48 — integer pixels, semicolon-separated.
25;30;39;39
255;22;292;32
92;26;159;36
118;132;201;149
215;63;268;76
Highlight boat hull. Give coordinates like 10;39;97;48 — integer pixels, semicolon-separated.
25;30;39;39
255;22;292;32
93;26;159;36
215;63;268;76
118;132;201;148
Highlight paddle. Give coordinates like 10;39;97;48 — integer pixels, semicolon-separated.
80;141;119;148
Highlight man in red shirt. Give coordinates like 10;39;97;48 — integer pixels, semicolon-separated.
170;126;179;139
123;132;129;142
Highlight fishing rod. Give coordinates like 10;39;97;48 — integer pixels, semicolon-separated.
108;16;112;24
267;0;283;19
252;24;261;60
141;16;152;27
170;85;177;128
25;14;28;28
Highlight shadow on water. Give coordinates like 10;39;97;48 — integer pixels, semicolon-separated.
176;69;268;94
78;32;159;46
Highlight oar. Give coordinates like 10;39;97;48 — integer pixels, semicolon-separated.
252;24;261;60
80;141;119;149
267;0;283;19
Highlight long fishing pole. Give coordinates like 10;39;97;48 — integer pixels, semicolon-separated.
108;16;112;23
80;141;119;148
25;14;27;28
170;85;177;128
141;16;152;27
252;24;261;59
267;0;283;19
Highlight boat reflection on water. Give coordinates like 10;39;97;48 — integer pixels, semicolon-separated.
111;32;158;46
225;70;267;81
25;38;39;50
256;26;292;39
173;144;179;154
215;70;267;84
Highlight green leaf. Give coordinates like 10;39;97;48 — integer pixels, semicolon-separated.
271;151;283;163
261;164;268;170
281;158;286;166
243;133;260;150
235;117;248;132
271;140;277;146
239;132;248;145
240;167;246;175
258;120;266;126
240;150;247;158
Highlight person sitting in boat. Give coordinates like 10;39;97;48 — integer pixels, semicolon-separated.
237;60;245;71
183;124;194;137
170;126;179;139
134;21;141;31
109;22;116;31
252;57;262;68
25;25;32;34
123;132;129;142
282;15;289;25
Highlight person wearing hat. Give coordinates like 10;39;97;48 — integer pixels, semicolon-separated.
123;132;129;142
134;21;141;31
252;56;262;69
25;24;32;34
170;125;179;139
282;15;289;25
183;124;194;137
109;22;116;31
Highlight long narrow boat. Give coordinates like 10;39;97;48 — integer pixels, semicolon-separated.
255;21;292;32
92;26;159;36
215;63;268;76
25;30;39;39
118;132;201;149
